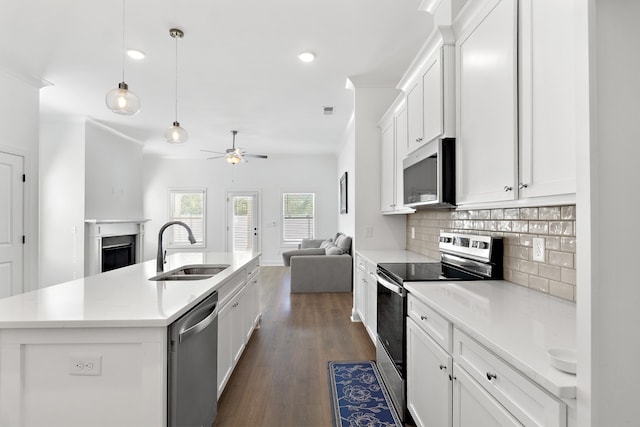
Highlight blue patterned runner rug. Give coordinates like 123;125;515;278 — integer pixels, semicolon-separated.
328;361;402;427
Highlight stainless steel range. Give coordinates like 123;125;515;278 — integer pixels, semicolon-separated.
375;231;503;421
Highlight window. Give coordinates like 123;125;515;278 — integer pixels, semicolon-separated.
282;192;315;243
168;189;206;247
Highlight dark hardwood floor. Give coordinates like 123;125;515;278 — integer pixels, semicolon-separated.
213;266;375;427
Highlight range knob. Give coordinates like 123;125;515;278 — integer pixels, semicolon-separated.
439;236;452;243
472;241;489;249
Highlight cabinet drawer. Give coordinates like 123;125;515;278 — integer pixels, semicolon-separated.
407;294;452;353
453;329;566;427
217;272;246;307
246;257;260;278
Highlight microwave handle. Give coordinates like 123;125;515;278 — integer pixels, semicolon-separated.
376;273;406;297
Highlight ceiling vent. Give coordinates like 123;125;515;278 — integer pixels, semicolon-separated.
323;106;334;115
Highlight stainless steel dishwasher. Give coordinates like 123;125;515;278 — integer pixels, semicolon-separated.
168;290;219;427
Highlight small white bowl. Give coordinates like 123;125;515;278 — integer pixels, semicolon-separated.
547;348;577;374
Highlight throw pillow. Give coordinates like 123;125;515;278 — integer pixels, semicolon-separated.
325;245;344;255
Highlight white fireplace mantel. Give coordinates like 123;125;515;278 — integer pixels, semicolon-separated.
85;219;151;276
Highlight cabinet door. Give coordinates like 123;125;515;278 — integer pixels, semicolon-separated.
518;0;577;198
453;364;522;427
244;272;260;342
355;268;367;323
407;80;424;153
217;299;234;396
395;104;408;208
380;118;396;212
456;0;518;205
407;317;453;427
422;51;444;145
231;288;247;366
365;269;377;344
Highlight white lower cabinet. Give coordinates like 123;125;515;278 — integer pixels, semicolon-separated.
364;266;377;343
453;363;521;427
407;317;453;427
354;253;378;343
217;265;261;397
406;294;567;427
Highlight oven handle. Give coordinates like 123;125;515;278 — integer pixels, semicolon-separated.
376;273;406;297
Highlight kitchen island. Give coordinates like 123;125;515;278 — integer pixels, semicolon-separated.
0;251;260;427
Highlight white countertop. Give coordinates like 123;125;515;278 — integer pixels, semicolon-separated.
356;249;438;264
405;280;577;399
0;252;260;329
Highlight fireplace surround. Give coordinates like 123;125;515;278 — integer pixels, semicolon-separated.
85;219;150;276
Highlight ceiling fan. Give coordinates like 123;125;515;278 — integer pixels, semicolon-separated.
201;130;268;165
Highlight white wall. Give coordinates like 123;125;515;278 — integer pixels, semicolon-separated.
39;118;145;286
352;86;407;251
578;0;640;425
143;154;338;265
0;71;40;292
84;120;143;220
337;120;356;239
39;117;86;287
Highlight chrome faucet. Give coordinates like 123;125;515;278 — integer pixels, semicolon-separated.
157;221;197;272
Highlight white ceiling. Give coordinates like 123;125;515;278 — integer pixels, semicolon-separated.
2;0;433;158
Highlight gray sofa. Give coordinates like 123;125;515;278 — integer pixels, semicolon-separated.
282;233;353;293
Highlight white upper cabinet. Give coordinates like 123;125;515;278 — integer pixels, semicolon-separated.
379;97;414;215
455;0;518;205
518;0;578;198
454;0;582;206
402;29;456;155
380;116;396;213
407;80;424;151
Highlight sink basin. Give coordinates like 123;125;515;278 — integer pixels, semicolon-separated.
149;264;230;281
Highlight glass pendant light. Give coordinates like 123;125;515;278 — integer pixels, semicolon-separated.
165;28;188;144
105;0;140;115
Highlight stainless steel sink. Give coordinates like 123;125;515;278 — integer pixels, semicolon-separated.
149;264;230;281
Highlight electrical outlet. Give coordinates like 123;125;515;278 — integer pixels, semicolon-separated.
411;227;415;239
69;355;102;376
366;227;374;238
533;237;545;262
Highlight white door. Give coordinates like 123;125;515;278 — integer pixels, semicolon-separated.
226;191;260;252
0;152;24;297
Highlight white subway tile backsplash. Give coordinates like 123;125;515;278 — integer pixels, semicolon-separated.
406;204;577;302
519;207;539;220
529;221;549;234
539;207;561;220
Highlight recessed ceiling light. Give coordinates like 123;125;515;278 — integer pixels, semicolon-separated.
126;49;146;60
298;52;316;63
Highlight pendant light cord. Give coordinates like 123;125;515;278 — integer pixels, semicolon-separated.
121;0;126;82
174;33;179;122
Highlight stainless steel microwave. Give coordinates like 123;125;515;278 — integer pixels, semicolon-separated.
402;138;456;208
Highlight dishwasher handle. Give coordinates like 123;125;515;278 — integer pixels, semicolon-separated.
178;300;219;343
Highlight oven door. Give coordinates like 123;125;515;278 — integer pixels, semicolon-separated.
376;270;407;419
376;271;406;374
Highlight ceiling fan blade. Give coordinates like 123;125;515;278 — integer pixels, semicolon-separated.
201;149;226;155
206;155;226;160
243;154;268;159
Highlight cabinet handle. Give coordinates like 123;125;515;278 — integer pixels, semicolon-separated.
518;182;529;189
416;137;423;142
439;364;447;371
420;315;428;321
486;372;497;381
504;186;513;192
449;374;457;381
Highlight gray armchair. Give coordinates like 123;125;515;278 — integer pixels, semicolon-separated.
282;233;353;293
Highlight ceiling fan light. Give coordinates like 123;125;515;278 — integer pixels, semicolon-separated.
105;82;140;115
165;121;189;144
226;154;241;165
